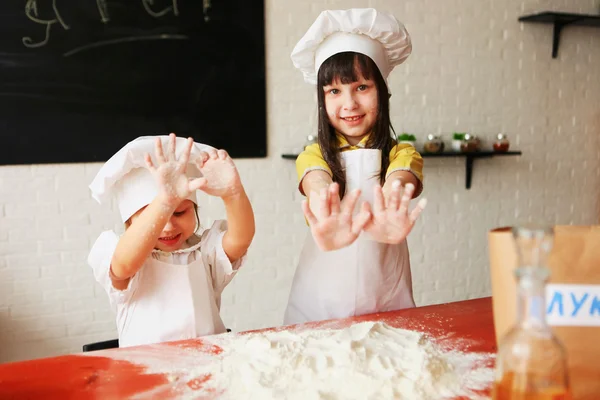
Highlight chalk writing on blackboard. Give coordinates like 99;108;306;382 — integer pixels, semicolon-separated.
203;0;211;22
141;0;180;18
21;0;213;50
96;0;110;23
0;0;267;164
22;0;70;48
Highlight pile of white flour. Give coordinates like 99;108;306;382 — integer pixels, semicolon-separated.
179;321;494;399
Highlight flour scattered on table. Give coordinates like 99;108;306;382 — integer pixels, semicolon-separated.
176;321;494;400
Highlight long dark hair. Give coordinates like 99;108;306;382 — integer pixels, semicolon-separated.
316;52;395;197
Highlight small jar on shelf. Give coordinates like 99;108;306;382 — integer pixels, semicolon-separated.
423;134;444;153
460;133;479;152
493;134;510;153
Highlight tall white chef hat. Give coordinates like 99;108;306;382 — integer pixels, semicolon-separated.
291;8;412;90
89;135;215;223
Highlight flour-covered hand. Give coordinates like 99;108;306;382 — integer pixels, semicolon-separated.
365;181;427;244
303;183;371;251
195;149;243;198
144;133;206;207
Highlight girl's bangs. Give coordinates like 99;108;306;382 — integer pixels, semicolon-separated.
319;52;378;86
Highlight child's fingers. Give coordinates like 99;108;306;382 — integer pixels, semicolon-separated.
351;202;372;235
196;152;209;168
217;149;229;160
398;183;415;215
144;153;155;171
372;184;385;213
387;179;402;210
408;198;428;224
178;137;193;170
189;177;207;192
329;183;341;215
340;189;361;216
167;133;177;161
302;200;318;227
207;149;218;159
155;137;167;164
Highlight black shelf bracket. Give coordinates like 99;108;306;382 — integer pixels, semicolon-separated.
552;22;566;58
518;12;600;59
420;151;522;190
465;155;475;189
463;153;494;189
281;151;522;190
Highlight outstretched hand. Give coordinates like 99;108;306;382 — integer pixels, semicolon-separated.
195;148;243;199
364;180;427;244
302;183;371;251
145;133;206;207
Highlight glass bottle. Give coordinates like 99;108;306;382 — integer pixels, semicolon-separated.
493;226;571;400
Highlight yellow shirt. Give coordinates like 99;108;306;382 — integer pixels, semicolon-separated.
296;135;424;195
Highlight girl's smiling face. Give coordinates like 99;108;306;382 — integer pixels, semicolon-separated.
323;73;379;146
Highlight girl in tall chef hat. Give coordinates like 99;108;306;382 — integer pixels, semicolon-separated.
284;9;428;325
88;134;255;347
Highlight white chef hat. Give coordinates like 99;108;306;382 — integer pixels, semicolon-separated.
291;8;412;89
89;135;215;223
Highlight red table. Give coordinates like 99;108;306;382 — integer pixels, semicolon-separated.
0;297;496;399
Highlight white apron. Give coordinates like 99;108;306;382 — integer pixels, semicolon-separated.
284;149;415;325
117;255;228;347
88;222;238;348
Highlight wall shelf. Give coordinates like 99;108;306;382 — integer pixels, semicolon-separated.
281;151;522;190
421;151;522;189
518;12;600;58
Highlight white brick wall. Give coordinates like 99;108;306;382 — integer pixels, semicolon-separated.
1;0;599;363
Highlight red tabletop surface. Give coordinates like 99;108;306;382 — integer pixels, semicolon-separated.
0;297;496;399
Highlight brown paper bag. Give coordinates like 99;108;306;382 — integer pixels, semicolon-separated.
489;226;600;400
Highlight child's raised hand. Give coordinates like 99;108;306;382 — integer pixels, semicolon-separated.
145;134;206;207
195;148;243;198
303;183;371;251
364;181;427;244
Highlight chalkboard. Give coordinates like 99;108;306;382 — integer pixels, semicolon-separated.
0;0;266;165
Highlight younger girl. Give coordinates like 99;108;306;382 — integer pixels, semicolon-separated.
88;134;254;347
284;8;427;324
